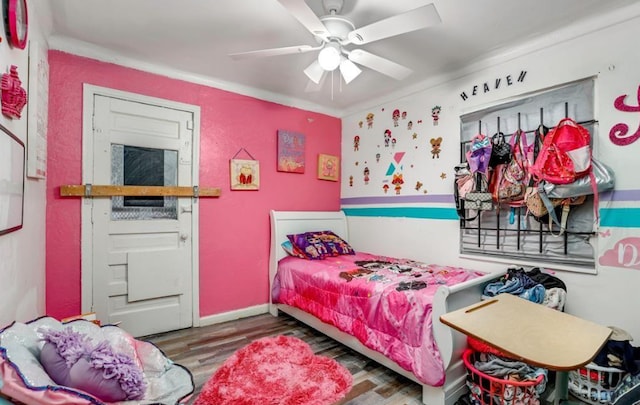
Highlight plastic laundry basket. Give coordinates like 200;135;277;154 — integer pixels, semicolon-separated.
462;349;545;405
568;362;627;404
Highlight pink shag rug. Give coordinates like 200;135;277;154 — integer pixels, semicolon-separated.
194;335;353;405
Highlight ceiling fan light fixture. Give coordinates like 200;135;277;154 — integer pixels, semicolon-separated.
304;60;325;84
339;57;361;84
317;43;341;71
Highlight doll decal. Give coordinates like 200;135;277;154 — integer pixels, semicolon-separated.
358;120;363;128
366;113;375;129
375;153;381;163
407;120;413;130
384;129;392;147
391;138;397;148
402;111;407;120
383;184;389;194
431;105;441;126
430;137;442;158
392;109;400;127
353;135;360;151
392;173;404;195
364;167;370;185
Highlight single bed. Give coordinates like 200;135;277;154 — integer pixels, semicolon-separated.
269;210;506;405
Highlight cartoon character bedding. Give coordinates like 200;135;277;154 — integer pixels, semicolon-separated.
272;252;486;386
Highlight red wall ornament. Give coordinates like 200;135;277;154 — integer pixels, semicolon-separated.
1;65;27;119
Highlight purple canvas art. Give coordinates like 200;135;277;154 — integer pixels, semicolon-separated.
277;130;305;173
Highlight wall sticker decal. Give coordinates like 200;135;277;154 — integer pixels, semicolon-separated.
366;113;375;129
459;70;527;101
431;105;441;126
384;129;392;147
392;109;400;127
353;135;360;151
609;85;640;146
392;173;404;194
430;137;442;158
599;236;640;270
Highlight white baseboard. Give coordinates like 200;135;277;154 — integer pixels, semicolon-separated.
198;304;270;327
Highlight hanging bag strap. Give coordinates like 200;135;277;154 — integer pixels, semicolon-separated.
548;203;570;237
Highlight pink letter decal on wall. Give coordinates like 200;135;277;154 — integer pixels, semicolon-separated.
599;237;640;270
609;85;640;146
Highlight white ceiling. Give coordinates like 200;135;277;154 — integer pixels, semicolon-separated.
39;0;640;116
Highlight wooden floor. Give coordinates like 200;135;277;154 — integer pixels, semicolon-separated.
144;312;425;405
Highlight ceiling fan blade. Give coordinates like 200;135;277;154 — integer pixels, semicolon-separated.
229;44;318;60
348;49;412;80
304;60;324;84
276;0;330;40
346;4;441;45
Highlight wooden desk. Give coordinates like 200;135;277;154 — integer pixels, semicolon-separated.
440;293;612;404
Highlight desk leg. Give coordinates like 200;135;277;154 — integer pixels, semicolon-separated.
553;370;581;405
554;371;569;405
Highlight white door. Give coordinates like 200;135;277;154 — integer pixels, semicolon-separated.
89;94;195;337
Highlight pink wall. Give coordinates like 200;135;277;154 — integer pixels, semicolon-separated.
46;51;341;319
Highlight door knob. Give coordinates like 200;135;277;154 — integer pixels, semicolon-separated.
180;233;189;241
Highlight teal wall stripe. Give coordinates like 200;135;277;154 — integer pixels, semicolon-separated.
342;207;459;220
341;207;640;225
600;208;640;228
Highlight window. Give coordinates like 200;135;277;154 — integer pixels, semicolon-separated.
110;144;178;220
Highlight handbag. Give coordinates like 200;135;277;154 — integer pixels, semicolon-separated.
495;130;531;205
463;173;493;211
489;132;511;168
454;163;480;220
465;191;494;211
530;118;592;184
465;134;492;175
525;186;562;218
541;158;615;198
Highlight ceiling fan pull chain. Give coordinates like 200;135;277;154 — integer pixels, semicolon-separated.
331;70;334;100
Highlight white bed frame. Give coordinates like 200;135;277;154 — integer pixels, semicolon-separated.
269;210;505;405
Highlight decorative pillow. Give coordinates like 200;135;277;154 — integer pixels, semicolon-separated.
281;240;306;258
313;230;356;256
39;327;146;402
287;233;329;260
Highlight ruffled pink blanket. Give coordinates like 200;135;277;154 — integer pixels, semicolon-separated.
272;252;484;386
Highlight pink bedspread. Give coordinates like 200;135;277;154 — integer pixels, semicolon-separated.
272;252;485;386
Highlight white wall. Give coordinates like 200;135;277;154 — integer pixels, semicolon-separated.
341;4;640;340
0;0;50;327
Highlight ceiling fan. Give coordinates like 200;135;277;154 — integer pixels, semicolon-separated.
229;0;441;87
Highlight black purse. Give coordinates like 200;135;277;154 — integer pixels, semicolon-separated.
489;132;511;168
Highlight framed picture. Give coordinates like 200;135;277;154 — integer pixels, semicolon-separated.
317;154;339;181
230;159;260;190
0;123;25;235
277;130;305;173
